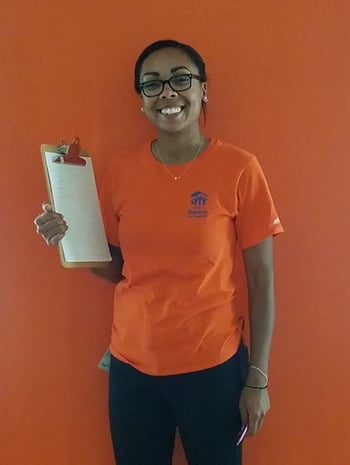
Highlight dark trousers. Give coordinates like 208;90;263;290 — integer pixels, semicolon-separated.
109;342;249;465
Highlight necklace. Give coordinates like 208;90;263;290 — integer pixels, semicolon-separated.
154;138;205;181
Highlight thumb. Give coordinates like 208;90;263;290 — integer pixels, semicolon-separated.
42;202;53;213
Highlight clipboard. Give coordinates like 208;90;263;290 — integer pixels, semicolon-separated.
41;138;112;268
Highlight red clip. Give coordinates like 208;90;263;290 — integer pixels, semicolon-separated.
54;137;86;166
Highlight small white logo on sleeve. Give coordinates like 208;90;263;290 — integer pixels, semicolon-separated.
272;217;281;225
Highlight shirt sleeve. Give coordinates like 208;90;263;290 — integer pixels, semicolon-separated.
235;156;284;249
98;165;120;248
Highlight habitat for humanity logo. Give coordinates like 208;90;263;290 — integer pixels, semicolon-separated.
188;191;208;218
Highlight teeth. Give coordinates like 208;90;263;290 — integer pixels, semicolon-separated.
160;106;182;115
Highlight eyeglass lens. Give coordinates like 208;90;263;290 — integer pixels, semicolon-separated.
141;74;192;97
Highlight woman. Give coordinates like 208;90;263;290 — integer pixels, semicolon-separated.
35;39;283;465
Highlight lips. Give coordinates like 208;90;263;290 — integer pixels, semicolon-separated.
157;105;185;116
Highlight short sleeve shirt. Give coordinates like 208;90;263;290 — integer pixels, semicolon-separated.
99;139;283;375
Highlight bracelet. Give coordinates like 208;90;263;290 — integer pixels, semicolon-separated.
244;383;268;390
249;365;269;384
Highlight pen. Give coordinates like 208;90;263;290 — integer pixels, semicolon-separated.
236;424;248;446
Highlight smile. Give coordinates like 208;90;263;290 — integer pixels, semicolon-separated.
159;106;184;116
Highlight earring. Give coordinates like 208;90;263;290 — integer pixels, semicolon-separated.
141;107;144;112
202;95;208;103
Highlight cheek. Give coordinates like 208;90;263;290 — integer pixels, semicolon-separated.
186;89;203;113
142;96;155;112
143;106;157;121
141;98;156;119
141;96;148;110
189;97;203;117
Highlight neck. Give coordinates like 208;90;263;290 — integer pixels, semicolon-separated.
154;127;206;164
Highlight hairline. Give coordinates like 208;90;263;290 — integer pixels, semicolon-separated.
141;66;194;81
139;48;202;80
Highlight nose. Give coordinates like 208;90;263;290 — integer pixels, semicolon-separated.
159;82;178;99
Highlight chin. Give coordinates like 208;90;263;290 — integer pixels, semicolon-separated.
159;125;186;134
154;121;187;134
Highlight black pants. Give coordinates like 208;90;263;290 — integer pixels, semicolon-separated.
109;343;249;465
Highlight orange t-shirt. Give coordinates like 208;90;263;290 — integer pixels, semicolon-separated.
99;139;283;375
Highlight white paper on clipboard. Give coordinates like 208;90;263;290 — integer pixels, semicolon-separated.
42;150;112;266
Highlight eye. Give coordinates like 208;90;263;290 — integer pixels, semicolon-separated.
172;75;190;85
142;80;161;91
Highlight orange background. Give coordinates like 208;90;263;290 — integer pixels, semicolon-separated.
1;1;349;465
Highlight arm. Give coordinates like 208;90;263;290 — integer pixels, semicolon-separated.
89;244;124;284
34;204;124;283
239;236;275;436
243;236;275;379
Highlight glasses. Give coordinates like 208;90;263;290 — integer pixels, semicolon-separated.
139;73;201;97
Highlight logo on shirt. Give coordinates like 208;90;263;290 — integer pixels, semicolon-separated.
188;191;208;218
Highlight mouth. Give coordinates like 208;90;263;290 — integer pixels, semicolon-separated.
157;105;185;116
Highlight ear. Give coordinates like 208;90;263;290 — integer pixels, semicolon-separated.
201;83;208;103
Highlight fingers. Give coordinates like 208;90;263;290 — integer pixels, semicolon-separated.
239;405;249;431
46;233;66;246
34;202;68;246
35;203;56;226
246;413;264;436
256;416;265;434
239;388;270;437
41;223;68;246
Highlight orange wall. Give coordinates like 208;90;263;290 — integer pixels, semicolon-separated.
1;2;349;465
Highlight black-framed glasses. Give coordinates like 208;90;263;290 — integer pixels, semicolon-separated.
139;73;201;97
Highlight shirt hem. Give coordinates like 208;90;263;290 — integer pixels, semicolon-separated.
109;343;241;376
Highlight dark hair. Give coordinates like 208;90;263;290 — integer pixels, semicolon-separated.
134;39;208;120
134;39;207;92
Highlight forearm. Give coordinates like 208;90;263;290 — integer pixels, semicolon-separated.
89;244;124;283
247;275;275;376
89;262;124;283
240;238;277;432
241;279;274;435
242;237;276;381
89;243;124;283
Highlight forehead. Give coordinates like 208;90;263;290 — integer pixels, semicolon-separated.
140;47;198;78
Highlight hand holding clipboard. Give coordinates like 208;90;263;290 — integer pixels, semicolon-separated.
34;138;112;267
35;202;68;246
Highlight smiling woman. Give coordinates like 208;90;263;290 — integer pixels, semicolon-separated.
134;40;209;165
34;39;284;465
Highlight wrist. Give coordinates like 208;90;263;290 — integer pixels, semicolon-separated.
246;365;268;388
244;383;268;390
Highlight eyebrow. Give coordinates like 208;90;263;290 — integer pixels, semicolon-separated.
142;66;191;79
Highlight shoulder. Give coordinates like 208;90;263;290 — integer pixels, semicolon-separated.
210;138;258;172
